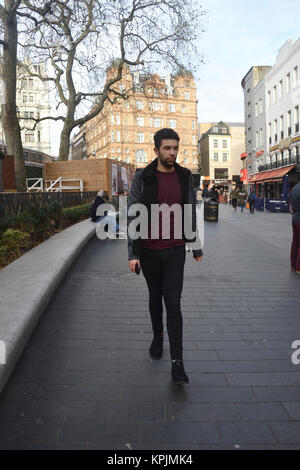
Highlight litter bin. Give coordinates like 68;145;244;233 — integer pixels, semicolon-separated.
204;199;219;222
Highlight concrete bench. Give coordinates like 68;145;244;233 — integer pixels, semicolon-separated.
0;219;96;394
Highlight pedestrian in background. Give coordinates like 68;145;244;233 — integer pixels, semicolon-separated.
231;187;238;211
237;186;247;212
247;190;257;214
290;174;300;274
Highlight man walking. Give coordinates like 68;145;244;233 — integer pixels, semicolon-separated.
291;174;300;274
231;187;238;211
127;128;203;385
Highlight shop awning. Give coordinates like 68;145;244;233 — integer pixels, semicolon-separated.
248;164;295;184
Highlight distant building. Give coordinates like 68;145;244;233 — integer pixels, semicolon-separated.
0;59;51;155
241;38;300;197
198;121;245;186
83;65;199;172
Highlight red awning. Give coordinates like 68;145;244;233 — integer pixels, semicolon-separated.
248;164;295;183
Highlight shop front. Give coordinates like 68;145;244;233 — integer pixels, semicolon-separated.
248;164;296;212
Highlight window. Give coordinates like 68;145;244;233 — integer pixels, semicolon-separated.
111;115;114;125
294;106;299;133
192;136;196;145
29;94;34;103
125;157;130;163
152;118;163;128
221;128;227;134
169;103;176;112
135;149;147;163
116;131;120;142
28;79;33;89
185;92;190;100
137;132;144;143
124;102;129;109
255;131;259;148
222;140;227;149
214;168;228;180
214;153;218;161
286;73;291;93
293;66;298;87
23;94;28;103
274;119;278;142
154;88;158;97
259;99;263;114
119;84;126;93
111;132;114;142
193;158;197;164
169;119;176;129
25;131;34;143
103;122;106;130
259;128;263;146
287;110;292;136
280;115;284;139
213;139;218;148
116;115;120;125
136;100;143;109
103;136;106;146
183;158;188;164
192;120;195;130
273;85;277;103
181;105;186;113
125;148;130;154
267;91;271;107
223;153;227;162
136;116;144;127
255;102;258;117
38;131;41;142
279;80;283;99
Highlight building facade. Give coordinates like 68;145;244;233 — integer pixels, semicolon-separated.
241;38;300;197
241;66;271;176
0;59;51;155
82;66;199;172
198;121;245;185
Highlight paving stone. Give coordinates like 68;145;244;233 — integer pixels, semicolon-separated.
0;206;300;448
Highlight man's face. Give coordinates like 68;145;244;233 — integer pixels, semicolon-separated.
154;139;179;169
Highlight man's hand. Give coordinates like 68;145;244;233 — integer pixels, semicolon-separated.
194;256;203;262
129;259;140;273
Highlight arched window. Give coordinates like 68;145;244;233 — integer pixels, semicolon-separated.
135;149;147;163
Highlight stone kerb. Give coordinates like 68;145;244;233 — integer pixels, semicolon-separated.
0;219;96;395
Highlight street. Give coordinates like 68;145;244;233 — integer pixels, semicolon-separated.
0;204;300;449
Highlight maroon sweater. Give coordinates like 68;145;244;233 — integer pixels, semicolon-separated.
142;169;185;250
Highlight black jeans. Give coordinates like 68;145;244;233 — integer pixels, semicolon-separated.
140;245;186;361
250;201;255;214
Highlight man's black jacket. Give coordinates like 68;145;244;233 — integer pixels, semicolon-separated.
127;158;203;260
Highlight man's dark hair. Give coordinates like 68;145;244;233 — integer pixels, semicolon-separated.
154;128;180;149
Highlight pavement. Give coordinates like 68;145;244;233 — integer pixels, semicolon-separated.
0;204;300;450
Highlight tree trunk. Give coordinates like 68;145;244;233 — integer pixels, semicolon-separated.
58;123;72;161
2;1;26;191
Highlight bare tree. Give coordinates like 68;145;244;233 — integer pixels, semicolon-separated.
20;0;205;161
0;0;51;191
0;0;26;190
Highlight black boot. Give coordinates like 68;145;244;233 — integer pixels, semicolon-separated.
171;360;189;385
149;334;164;360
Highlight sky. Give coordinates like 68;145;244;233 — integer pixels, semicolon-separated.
195;0;300;124
50;0;300;155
